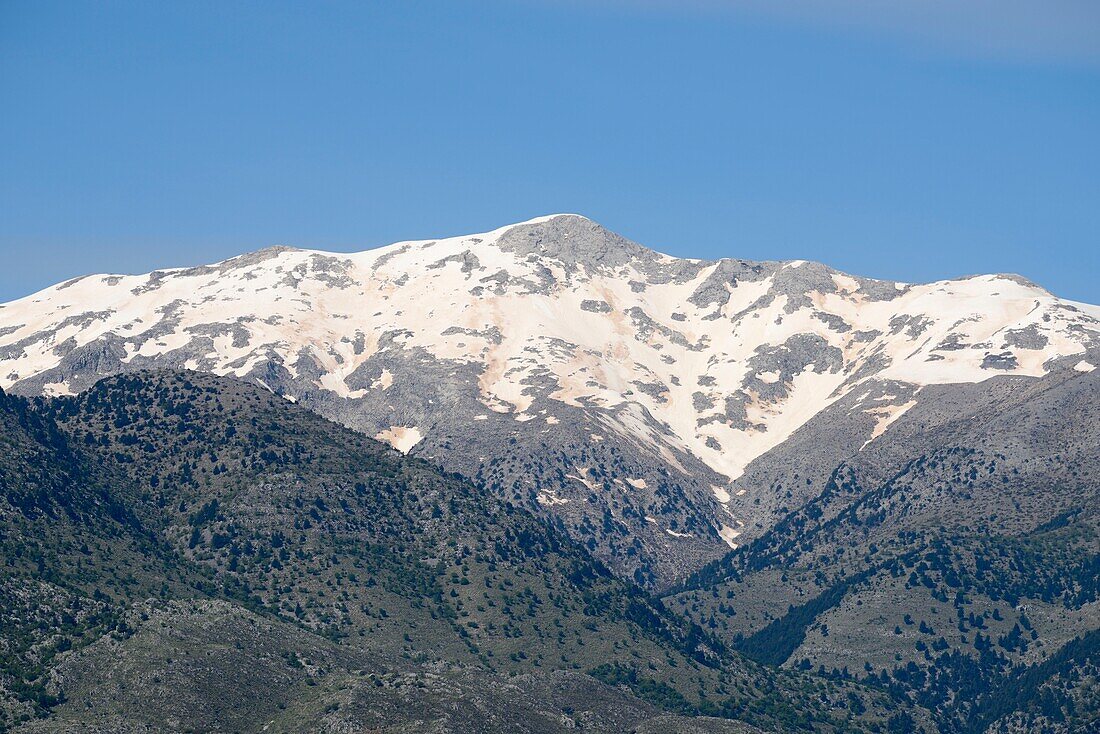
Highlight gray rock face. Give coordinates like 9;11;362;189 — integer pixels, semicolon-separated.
580;299;613;313
496;215;655;271
496;215;708;287
687;259;771;308
982;351;1020;370
1003;323;1050;350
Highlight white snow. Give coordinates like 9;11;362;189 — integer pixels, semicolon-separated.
372;369;394;390
374;426;423;454
0;214;1096;494
718;525;741;548
536;492;570;506
860;399;919;450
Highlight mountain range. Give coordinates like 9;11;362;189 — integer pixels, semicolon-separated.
2;214;1096;588
1;215;1097;733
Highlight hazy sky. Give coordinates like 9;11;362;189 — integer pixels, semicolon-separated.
2;0;1098;302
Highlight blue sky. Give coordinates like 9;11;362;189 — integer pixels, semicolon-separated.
1;1;1098;302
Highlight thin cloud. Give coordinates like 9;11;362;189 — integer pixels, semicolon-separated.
560;0;1100;67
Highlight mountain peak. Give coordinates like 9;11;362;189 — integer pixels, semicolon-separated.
493;214;660;270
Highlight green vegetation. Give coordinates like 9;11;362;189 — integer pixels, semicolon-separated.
0;371;916;732
668;410;1100;734
6;366;1093;732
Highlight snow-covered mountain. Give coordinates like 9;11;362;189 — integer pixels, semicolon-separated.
2;214;1097;586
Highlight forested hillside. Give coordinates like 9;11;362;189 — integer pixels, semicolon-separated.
0;371;919;733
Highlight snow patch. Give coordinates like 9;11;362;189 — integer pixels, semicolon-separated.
860;399;918;450
372;369;394;389
374;426;423;454
718;525;741;548
537;492;569;506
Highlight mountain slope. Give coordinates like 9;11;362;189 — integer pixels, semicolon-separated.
2;214;1097;586
667;367;1100;733
1;371;920;733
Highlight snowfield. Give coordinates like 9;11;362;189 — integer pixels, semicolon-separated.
2;214;1097;485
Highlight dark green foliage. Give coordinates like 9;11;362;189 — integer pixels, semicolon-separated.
962;628;1100;734
734;569;873;666
589;663;695;715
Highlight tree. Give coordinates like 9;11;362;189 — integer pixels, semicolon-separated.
886;710;916;734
